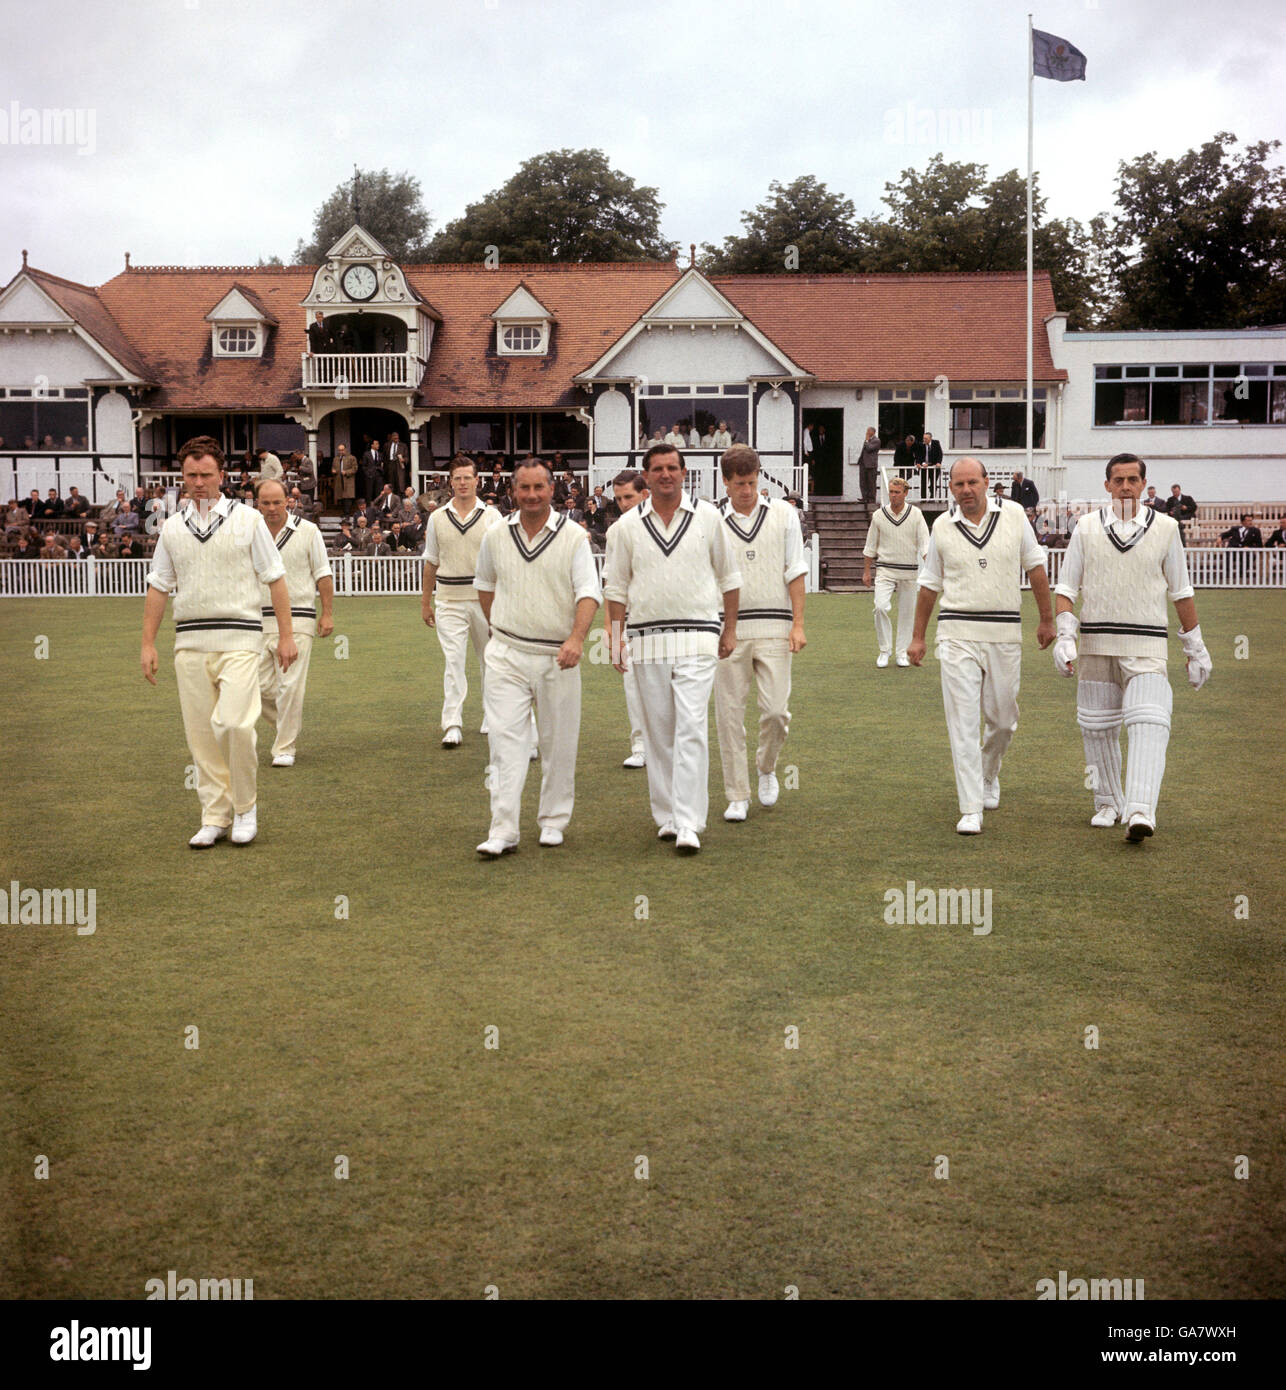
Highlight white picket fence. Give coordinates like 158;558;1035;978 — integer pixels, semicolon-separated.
2;540;1280;599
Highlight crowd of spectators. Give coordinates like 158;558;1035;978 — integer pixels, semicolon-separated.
0;433;91;454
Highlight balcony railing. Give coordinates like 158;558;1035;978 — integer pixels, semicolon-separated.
301;352;423;391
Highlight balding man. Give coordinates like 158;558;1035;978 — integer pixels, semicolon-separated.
908;457;1055;834
255;478;334;767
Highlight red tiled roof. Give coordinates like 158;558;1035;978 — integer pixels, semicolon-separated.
95;266;315;411
22;267;152;382
710;271;1066;383
407;262;679;408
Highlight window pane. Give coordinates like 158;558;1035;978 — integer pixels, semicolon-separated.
880;401;925;448
513;414;531;452
457;414;505;451
1098;365;1122;379
638;397;748;447
1214;364;1238;377
1151;381;1182;424
1154;365;1179;377
1212;381;1239;420
1125;365;1150;378
256;418;305;454
1243;380;1270;423
539;413;589;452
1271;382;1286;423
1182;364;1209;378
994;403;1026;449
1178;383;1209;424
0;399;90;448
1242;364;1269;377
1094;384;1125;425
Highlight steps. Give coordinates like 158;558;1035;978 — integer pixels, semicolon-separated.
810;497;873;592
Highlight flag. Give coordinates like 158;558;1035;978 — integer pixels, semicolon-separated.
1032;29;1087;81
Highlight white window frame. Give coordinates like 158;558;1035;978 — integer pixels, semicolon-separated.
497;322;549;356
212;324;262;358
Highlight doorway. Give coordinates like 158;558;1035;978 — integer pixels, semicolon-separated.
802;408;844;497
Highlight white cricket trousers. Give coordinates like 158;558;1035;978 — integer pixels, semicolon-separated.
259;632;314;759
714;637;792;801
936;638;1022;815
632;654;718;833
482;638;581;844
174;649;261;826
436;598;489;730
622;659;645;756
873;573;917;657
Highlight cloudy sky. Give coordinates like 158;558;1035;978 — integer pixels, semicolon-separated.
3;0;1284;285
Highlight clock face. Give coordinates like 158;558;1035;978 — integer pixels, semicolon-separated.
342;263;378;301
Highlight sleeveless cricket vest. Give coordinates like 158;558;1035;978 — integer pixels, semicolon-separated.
716;497;801;639
260;516;327;638
430;501;499;602
1076;507;1175;659
484;515;589;655
864;503;928;577
163;502;267;653
933;501;1027;643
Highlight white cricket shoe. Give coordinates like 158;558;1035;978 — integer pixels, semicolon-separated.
724;800;749;822
442;727;462;748
657;823;678;841
895;654;911;668
758;772;779;807
955;813;983;835
675;828;701;853
1126;813;1155;843
622;751;646;768
271;753;295;767
983;778;1000;810
1090;806;1120;828
479;720;490;735
230;807;257;845
476;837;518;859
876;653;890;668
538;827;564;847
529;744;539;761
189;824;227;850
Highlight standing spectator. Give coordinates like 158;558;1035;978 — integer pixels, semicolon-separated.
915;432;944;500
386;432;408;494
857;425;881;504
712;421;732;450
1163;484;1197;541
306;311;331;356
893;433;916;483
1143;485;1163;511
359;439;384;503
334;444;357;508
1009;469;1040;510
257;449;284;483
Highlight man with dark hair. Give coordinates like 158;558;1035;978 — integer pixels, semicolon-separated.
714;445;807;824
141;436;296;848
914;431;944;500
610;469;650;768
603;444;741;854
1053;452;1210;841
908;457;1055;834
472;457;601;856
1163;483;1197;541
1220;513;1263;548
422;454;505;748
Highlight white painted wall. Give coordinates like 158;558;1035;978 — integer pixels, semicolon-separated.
95;390;133;456
603;326;782;382
1051;318;1286;502
0;330;123;385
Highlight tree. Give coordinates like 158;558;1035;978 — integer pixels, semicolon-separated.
293;169;434;265
1099;133;1286;329
700;176;867;273
427;149;676;263
860;156;1101;326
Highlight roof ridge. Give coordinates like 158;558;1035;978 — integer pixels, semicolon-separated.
23;265;100;293
709;270;1049;282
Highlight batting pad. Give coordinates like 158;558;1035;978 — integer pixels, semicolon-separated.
1077;679;1124;812
1122;672;1172;821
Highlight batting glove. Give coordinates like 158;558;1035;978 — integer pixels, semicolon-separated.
1179;625;1212;691
1053;611;1078;677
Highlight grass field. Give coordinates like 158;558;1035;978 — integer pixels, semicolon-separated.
1;592;1283;1301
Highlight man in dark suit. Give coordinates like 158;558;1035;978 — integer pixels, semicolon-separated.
1266;516;1286;548
306;312;332;356
1163;484;1197;541
913;431;943;500
360;441;384;504
386;433;409;494
1010;469;1040;510
892;433;916;483
1220;514;1262;548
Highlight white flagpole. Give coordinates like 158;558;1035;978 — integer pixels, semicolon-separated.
1026;13;1035;481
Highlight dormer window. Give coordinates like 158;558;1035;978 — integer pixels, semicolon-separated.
204;285;276;360
491;282;554;358
217;326;259;355
500;323;547;354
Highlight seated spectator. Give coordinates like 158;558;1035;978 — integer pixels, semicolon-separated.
713;420;733;449
13;533;39;558
26;487;45;518
64;486;90;518
43;488;65;517
95;531;120;558
4;499;27;534
700;425;716;449
364;526;391;557
1034;516;1055;547
41;433;56;451
81;519;102;550
117;533;144;560
387;519;410;551
283;453;302;488
1220;514;1263;547
331;519;357;553
583;499;607;535
1266;516;1286;548
39;531;67;560
112;503;140;536
66;532;92;560
352;515;370;547
663;425;686;449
